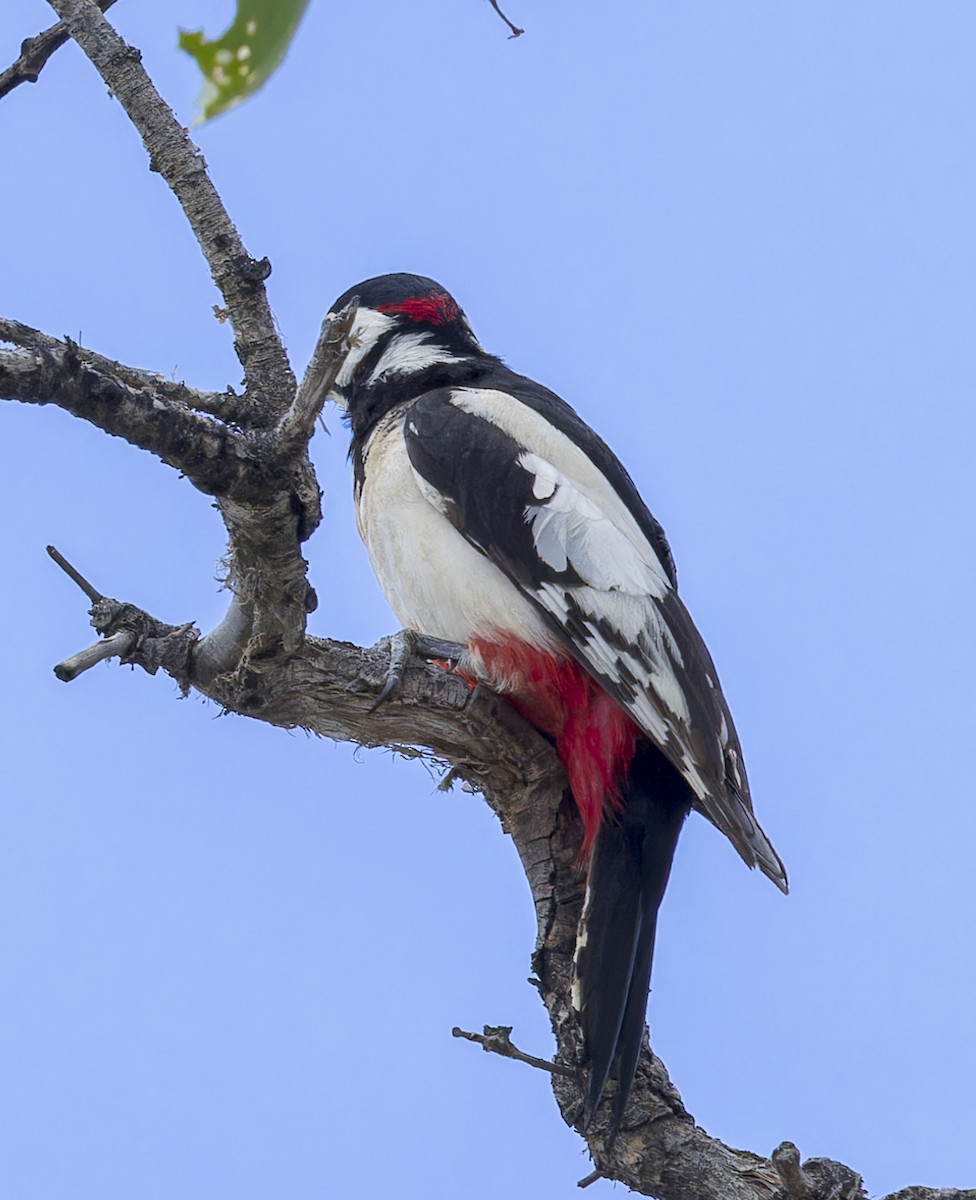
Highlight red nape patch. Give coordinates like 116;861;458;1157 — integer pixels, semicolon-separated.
377;291;460;326
470;638;639;861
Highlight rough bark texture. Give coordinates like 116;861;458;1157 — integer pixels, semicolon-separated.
0;0;116;99
1;3;971;1197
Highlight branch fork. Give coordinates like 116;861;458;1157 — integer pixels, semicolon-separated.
49;546;199;688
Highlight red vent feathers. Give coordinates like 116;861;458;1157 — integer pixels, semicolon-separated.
470;638;638;860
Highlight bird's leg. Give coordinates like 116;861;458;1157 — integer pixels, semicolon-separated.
368;628;468;713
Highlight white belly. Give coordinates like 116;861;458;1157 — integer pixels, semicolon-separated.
357;410;557;650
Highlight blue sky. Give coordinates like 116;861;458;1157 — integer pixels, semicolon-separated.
2;2;975;1196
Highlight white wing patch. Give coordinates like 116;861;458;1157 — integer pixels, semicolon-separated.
534;578;708;798
518;449;691;725
405;387;787;891
450;388;674;588
513;446;713;797
519;451;669;597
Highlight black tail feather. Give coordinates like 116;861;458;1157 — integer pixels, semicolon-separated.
577;744;690;1132
578;810;645;1127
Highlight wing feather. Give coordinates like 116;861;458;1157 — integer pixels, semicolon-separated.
403;388;787;891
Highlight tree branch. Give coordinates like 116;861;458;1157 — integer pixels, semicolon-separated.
37;547;922;1200
0;316;242;420
488;0;524;39
0;333;252;499
20;325;971;1196
0;312;351;671
452;1024;576;1078
7;296;967;1200
883;1191;976;1200
281;303;359;451
53;630;134;681
0;0;116;100
45;0;295;421
9;6;972;1199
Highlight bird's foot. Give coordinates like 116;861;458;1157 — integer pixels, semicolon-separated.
368;629;468;713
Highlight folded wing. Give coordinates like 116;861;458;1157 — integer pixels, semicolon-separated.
403;387;787;892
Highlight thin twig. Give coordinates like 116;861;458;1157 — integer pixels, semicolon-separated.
47;544;104;603
488;0;524;38
53;630;134;681
452;1025;575;1078
46;0;295;420
276;300;358;454
0;0;116;100
438;765;461;792
1;316;239;422
577;1170;604;1189
0;340;253;501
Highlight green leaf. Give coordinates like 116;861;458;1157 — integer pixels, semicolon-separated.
179;0;310;123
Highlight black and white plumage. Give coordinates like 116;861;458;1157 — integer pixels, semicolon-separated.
327;273;787;1130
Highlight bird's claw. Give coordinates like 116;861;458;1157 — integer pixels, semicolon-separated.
368;629;467;714
367;630;415;713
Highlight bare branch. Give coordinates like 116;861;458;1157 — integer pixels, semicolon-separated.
772;1144;815;1198
10;8;970;1199
45;0;295;420
0;336;251;499
277;301;359;453
37;496;971;1200
47;544;105;603
0;320;328;579
488;0;524;38
1;315;241;421
0;0;116;100
13;2;343;749
452;1024;576;1078
53;631;134;681
2;314;324;700
36;557;845;1200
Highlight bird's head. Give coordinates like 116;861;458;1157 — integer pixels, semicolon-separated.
326;273;485;417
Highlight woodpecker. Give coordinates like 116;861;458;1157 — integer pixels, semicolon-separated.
327;273;787;1130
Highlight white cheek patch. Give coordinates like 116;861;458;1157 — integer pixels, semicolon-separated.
367;331;463;385
332;307;398;394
